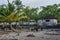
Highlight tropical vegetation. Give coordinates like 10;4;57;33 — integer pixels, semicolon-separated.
0;0;60;30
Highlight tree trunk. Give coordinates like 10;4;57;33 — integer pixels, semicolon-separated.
3;22;4;28
16;22;17;29
9;22;18;32
2;22;5;31
9;22;15;31
9;22;12;31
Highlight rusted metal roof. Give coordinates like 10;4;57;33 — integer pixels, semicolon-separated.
44;15;57;19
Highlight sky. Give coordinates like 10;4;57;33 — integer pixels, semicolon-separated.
0;0;60;8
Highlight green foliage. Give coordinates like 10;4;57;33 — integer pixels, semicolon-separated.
0;0;23;22
0;0;60;23
39;4;60;22
23;6;38;21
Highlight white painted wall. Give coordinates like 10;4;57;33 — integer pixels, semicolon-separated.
37;19;57;26
37;20;43;26
44;19;57;26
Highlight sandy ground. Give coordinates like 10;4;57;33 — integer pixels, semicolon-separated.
0;29;60;40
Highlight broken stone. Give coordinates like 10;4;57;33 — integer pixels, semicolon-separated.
26;34;35;37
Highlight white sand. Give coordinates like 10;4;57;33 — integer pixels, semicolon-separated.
0;30;60;40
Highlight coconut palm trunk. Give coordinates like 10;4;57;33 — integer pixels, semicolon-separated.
9;21;17;32
9;21;15;31
2;22;5;31
3;22;4;28
9;21;12;31
16;21;17;29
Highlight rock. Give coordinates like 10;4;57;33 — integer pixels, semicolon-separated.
26;34;35;37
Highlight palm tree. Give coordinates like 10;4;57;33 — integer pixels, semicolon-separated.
23;6;38;20
39;4;60;22
7;0;24;31
0;0;20;31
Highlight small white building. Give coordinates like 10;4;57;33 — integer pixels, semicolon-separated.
37;15;58;27
37;19;43;26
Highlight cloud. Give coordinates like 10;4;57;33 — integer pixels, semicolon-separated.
21;0;40;8
22;0;60;8
21;0;33;3
0;0;60;8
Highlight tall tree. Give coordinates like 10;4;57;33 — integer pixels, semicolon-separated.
0;0;23;31
39;4;60;22
23;6;38;21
